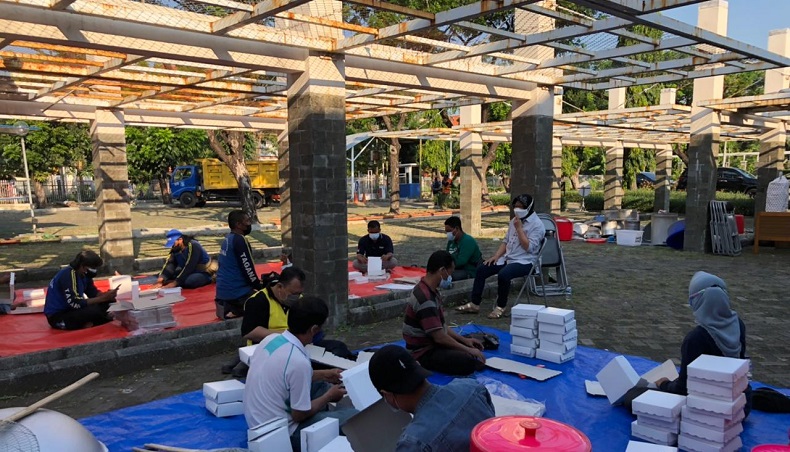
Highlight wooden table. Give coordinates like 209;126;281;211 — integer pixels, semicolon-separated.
754;211;790;254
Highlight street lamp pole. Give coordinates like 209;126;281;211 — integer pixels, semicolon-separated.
19;133;36;234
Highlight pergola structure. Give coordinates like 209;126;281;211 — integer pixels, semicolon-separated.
0;0;788;324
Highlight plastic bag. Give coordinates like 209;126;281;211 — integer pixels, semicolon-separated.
765;175;789;212
476;375;546;417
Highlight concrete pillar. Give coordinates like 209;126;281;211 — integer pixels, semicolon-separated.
660;88;677;106
755;28;790;214
654;146;673;212
277;124;291;248
90;109;133;273
511;1;557;213
604;88;626;210
684;0;727;253
287;52;348;327
459;105;482;237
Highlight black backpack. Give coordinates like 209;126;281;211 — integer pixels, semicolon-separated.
752;387;790;413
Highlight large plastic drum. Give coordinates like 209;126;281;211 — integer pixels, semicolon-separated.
470;416;592;452
555;218;573;241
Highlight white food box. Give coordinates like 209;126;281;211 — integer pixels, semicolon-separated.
687;375;749;401
538;329;578;344
510;325;537;339
0;272;15;304
109;275;133;300
680;420;743;444
249;417;288;442
130;281;140;300
637;413;680;432
539;319;577;335
511;317;538;329
631;420;678;446
680;406;745;431
535;348;575;364
686;393;746;419
205;399;244;417
596;355;642;405
301;417;339;452
203;379;245;404
158;287;182;297
367;256;384;276
625;440;679;451
138;288;159;299
239;344;258;365
539;339;577;354
22;288;46;301
510;344;536;358
348;271;363;280
340;361;381;411
510;304;545;318
678;433;742;452
512;336;539;349
249;423;292;452
536;307;575;325
687;355;749;385
632;390;686;419
318;436;353;452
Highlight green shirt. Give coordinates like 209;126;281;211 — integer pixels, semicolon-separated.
446;233;482;276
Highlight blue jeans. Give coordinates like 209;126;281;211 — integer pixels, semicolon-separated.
471;262;533;308
290;382;358;452
180;272;212;289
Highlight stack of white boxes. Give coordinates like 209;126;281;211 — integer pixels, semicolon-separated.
630;390;686;447
203;379;245;418
21;288;46;310
679;355;749;452
510;304;545;358
115;305;176;331
248;418;292;452
536;307;577;364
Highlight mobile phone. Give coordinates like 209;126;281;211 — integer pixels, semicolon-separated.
114;284;122;291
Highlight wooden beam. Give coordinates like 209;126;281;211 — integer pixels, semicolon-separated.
344;0;434;19
212;0;313;34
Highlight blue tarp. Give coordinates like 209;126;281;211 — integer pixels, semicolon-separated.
80;326;790;451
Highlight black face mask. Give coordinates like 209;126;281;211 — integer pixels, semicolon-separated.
242;224;252;236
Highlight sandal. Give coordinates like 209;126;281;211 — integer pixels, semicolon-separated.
456;302;480;314
487;306;506;319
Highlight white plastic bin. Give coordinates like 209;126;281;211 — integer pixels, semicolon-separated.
616;230;643;246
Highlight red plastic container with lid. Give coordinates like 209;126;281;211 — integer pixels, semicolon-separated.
735;214;745;234
555;218;573;242
470;416;592;452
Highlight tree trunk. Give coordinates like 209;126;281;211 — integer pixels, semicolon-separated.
207;130;258;222
673;143;689;165
33;180;47;208
158;177;172;204
76;174;84;203
480;142;499;206
570;170;580;190
382;114;407;214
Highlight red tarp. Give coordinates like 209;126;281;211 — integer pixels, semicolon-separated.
0;262;425;358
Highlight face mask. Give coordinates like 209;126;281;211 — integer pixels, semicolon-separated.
446;231;455;241
439;271;453;289
87;268;98;277
242;224;252;236
369;233;380;240
514;208;528;218
286;294;301;304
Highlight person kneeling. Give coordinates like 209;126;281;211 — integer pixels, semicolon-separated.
244;296;358;452
154;229;213;290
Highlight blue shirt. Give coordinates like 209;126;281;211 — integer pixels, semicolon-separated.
216;232;260;300
44;267;99;316
396;379;495;452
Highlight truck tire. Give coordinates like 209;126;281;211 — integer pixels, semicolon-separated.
252;192;265;209
195;200;207;207
180;192;197;208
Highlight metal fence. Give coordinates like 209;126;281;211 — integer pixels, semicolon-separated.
0;179;163;205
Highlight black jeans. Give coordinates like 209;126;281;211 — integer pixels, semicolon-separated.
215;293;251;319
47;303;111;330
417;347;484;376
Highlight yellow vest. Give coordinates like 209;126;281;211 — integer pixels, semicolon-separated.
244;287;288;346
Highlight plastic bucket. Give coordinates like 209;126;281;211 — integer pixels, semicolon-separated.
615;229;643;246
555;218;573;241
735;214;745;234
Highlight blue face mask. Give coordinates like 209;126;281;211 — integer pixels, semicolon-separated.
439;271;453;289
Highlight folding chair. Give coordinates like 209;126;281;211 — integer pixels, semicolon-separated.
529;214;569;297
514;237;548;306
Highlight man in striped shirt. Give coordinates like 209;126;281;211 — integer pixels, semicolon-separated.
402;250;485;376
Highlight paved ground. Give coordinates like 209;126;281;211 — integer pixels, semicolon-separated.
1;203;789;425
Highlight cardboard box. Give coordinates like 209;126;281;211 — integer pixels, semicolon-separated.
301;417;339;452
203;379;245;404
535;348;575;364
539;339;577;354
158;287;182;297
687;375;748;401
22;288;46;301
485;357;562;381
205;399;244;417
510;325;537;339
596;356;642;405
536;307;575;325
678;433;741;452
685;393;746;419
239;344;258;365
539;319;577;335
248;417;288;442
512;336;539;349
680;420;743;444
625;441;678;452
510;304;545;318
318;436;352;452
687;355;749;384
340;361;381;411
249;424;292;452
680;406;744;431
631;420;678;446
306;344;358;370
511;317;538;329
636;413;680;432
632;390;686;419
538;329;578;343
109;275;133;300
510;344;535;358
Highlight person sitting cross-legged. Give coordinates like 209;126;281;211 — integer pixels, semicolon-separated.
353;220;398;273
153;229;213;290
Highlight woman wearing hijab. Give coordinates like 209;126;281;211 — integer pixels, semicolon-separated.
655;271;751;415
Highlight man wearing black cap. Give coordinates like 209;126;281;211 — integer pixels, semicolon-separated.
457;193;545;319
368;345;495;451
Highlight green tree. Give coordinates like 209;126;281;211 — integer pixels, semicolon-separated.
207;130;259;222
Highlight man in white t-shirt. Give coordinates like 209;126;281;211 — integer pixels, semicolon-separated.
244;296;358;451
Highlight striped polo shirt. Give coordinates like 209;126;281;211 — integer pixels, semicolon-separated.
402;279;447;358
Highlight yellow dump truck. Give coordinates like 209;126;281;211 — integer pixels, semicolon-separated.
170;158;279;208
